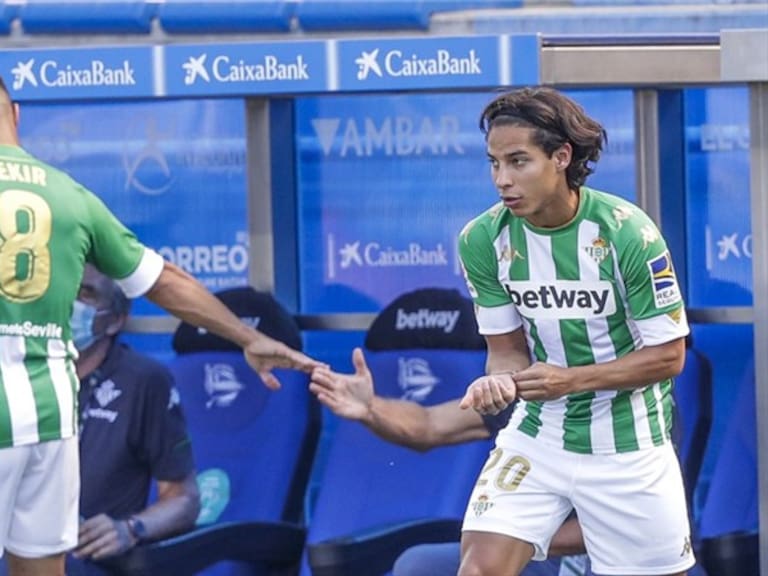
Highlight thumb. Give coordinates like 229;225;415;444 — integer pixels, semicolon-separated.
352;347;369;376
259;370;282;391
459;391;473;410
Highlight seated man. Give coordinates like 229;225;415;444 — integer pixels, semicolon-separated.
68;265;201;574
310;348;592;576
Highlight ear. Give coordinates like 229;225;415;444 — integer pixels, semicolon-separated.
104;313;127;337
12;102;20;127
553;142;572;172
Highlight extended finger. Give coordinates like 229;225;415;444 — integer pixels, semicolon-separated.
259;370;281;390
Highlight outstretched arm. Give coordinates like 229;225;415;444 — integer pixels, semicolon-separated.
146;261;323;389
310;348;491;452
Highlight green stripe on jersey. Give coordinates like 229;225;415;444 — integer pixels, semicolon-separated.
0;370;12;448
24;345;61;441
518;401;544;438
643;386;665;446
660;380;674;440
563;392;595;453
611;390;639;452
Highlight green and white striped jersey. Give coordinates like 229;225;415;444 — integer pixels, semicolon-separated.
0;145;164;449
459;187;689;454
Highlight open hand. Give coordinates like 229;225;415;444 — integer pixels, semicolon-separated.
309;347;373;420
459;373;516;415
244;335;325;390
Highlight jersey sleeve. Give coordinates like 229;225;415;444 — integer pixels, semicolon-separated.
82;186;164;298
458;217;522;335
614;209;689;346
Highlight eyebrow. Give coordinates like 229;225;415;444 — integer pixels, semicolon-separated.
486;150;529;160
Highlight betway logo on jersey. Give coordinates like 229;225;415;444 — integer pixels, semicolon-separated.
503;281;617;319
355;47;482;80
183;53;309;85
11;58;135;89
396;308;460;334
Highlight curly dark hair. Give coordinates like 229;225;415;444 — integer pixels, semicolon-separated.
479;87;606;190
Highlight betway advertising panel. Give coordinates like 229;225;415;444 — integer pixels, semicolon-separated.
684;86;752;307
295;89;636;313
337;36;501;91
164;41;328;96
0;46;154;100
20;99;249;314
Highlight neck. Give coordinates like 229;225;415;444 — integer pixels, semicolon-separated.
76;338;113;380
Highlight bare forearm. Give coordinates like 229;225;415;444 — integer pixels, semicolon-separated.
363;398;489;451
134;481;200;541
145;262;258;349
572;339;685;394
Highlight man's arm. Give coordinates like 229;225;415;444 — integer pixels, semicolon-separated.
460;329;530;414
75;473;199;561
145;261;322;389
515;337;686;401
310;348;492;452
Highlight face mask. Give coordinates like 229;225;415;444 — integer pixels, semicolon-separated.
70;300;108;352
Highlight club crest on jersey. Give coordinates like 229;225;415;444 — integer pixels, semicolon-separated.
583;237;610;264
647;251;682;308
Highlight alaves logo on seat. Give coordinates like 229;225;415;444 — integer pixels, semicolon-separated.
11;58;135;89
395;308;460;334
182;53;309;85
398;357;439;403
355;47;482;80
503;281;617;319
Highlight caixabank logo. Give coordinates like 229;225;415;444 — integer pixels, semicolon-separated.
0;47;154;100
165;41;328;96
338;36;499;91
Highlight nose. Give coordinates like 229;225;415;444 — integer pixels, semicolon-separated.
494;164;513;190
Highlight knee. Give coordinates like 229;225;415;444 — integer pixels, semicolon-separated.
457;556;489;576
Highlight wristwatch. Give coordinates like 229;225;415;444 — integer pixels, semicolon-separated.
126;516;148;543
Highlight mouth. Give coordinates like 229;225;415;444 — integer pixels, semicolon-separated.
501;196;523;209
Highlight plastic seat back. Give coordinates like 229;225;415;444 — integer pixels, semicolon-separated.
305;288;491;576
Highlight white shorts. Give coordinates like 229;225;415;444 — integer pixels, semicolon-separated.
462;431;695;575
0;437;80;558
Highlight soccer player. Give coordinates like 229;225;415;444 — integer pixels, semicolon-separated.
457;87;693;576
0;75;321;576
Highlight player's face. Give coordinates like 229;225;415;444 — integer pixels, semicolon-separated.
486;124;575;228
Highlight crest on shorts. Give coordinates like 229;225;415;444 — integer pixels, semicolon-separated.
471;494;494;517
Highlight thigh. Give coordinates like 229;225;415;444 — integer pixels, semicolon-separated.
6;438;80;559
0;445;30;558
462;433;574;562
393;542;461;576
573;443;695;576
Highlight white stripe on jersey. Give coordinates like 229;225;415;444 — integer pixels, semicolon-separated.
116;248;164;299
631;387;656;449
47;339;76;440
578;221;618;451
0;336;39;445
522;228;567;445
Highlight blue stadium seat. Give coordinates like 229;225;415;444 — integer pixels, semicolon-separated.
19;0;157;34
304;288;491;576
295;0;523;32
698;357;758;575
295;0;431;32
158;0;295;34
0;1;18;35
105;288;320;576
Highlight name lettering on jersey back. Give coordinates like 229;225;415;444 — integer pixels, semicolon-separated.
503;281;616;319
0;161;47;186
